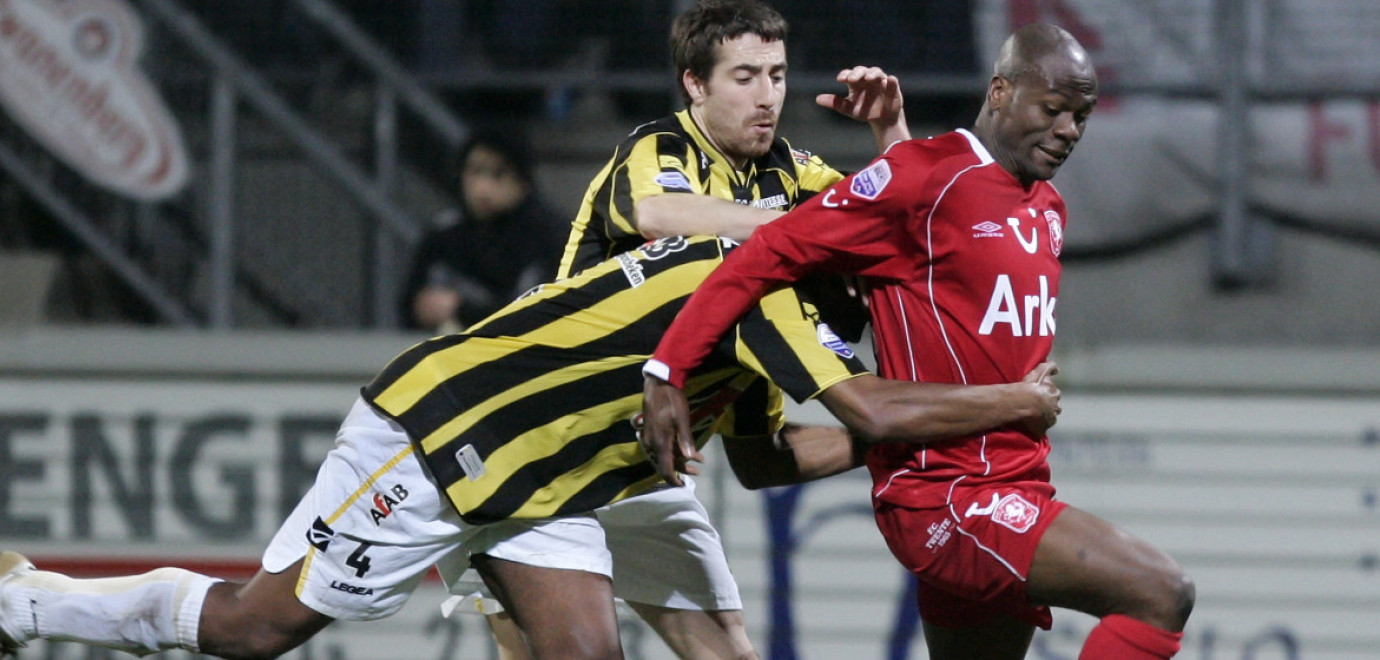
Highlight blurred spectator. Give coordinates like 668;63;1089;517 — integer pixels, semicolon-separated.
397;125;564;333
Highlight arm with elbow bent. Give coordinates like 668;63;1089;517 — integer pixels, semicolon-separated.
634;193;784;242
722;424;864;490
641;363;1061;486
817;362;1061;445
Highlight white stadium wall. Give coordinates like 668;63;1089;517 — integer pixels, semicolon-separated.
1;329;1378;660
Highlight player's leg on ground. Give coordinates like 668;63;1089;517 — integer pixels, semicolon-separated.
920;615;1035;660
485;612;534;660
625;602;756;660
472;554;624;660
1026;505;1194;659
196;558;334;659
0;551;329;659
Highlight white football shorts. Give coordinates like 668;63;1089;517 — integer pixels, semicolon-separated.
263;397;741;621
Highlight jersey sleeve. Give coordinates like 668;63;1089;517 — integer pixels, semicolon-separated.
732;287;869;403
603;132;702;238
710;377;784;439
788;146;847;198
646;146;930;387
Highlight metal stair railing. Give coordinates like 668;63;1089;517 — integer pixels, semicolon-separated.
135;0;461;329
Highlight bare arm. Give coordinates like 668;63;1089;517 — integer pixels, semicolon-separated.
634;194;784;242
722;424;864;490
818;363;1061;445
815;66;911;153
641;363;1060;486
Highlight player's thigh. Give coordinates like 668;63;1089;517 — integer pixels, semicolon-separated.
597;482;742;612
467;515;623;658
260;398;478;622
624;603;755;660
921;616;1034;660
1027;504;1188;622
472;554;622;659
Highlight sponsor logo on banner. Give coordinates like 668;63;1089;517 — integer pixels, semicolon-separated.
0;0;189;199
849;160;891;200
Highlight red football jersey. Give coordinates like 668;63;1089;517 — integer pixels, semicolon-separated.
649;129;1067;508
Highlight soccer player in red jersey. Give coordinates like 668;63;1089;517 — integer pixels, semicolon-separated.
642;23;1194;660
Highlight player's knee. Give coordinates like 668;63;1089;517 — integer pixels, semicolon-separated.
1139;563;1195;631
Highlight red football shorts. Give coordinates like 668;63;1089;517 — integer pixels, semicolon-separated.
873;483;1067;629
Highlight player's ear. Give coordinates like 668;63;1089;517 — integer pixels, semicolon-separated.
987;75;1012;110
683;70;708;106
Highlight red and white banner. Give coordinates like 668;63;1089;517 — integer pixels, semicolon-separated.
0;0;188;200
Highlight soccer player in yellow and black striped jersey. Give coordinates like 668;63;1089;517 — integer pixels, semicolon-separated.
364;235;866;525
554;13;911;281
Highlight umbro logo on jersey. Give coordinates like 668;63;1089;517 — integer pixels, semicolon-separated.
972;221;1004;237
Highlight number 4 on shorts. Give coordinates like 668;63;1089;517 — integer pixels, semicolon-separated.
346;542;373;578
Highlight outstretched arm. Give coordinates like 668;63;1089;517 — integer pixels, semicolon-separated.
635;194;784;242
816;66;910;153
641;363;1061;486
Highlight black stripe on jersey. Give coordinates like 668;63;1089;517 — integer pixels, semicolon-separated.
718;376;773;437
397;294;685;456
465;422;648;523
468;267;633;339
553;462;656;517
653;131;686;166
424;361;645;497
735;305;821;403
363;333;471;400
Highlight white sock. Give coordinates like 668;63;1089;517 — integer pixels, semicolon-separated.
1;567;219;656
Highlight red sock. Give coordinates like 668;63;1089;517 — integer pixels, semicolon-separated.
1078;614;1183;659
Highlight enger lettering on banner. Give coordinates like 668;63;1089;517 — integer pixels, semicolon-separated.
0;0;189;199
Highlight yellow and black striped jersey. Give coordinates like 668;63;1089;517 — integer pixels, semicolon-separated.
363;235;866;525
555;110;846;279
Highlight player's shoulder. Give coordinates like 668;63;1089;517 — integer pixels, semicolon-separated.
888;130;978;163
623;115;689;145
773;136;828;168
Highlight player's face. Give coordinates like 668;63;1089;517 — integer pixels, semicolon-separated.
461;145;528;222
686;33;787;168
988;58;1097;185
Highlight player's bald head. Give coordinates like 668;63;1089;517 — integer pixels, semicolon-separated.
993;24;1096;93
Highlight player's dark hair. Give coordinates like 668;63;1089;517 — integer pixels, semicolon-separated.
669;0;788;107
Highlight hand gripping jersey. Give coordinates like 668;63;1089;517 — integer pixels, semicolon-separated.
364;236;867;524
648;130;1067;509
556;109;845;279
